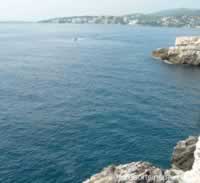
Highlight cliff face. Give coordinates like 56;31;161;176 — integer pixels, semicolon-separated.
83;136;199;183
180;137;200;183
152;37;200;66
171;136;198;171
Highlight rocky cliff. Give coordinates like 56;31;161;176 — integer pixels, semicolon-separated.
152;37;200;66
83;136;200;183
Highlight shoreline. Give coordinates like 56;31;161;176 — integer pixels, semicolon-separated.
84;136;200;183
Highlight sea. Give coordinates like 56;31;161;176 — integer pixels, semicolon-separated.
0;24;200;183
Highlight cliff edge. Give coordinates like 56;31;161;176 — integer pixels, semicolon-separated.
152;37;200;66
83;136;200;183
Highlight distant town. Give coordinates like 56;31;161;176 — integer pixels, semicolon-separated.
39;8;200;28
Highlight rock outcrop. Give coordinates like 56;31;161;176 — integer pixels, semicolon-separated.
179;136;200;183
152;37;200;65
171;136;198;171
84;136;199;183
84;162;167;183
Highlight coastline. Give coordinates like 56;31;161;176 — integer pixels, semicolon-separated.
84;136;200;183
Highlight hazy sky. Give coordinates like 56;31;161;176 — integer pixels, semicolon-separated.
0;0;199;21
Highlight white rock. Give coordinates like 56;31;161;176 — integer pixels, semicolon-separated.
153;36;200;65
179;137;200;183
175;37;200;46
83;136;200;183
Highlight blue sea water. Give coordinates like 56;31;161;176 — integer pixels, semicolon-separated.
0;24;200;183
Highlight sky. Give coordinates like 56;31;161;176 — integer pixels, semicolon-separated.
0;0;199;21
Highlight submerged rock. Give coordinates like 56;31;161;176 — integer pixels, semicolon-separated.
83;136;199;183
152;37;200;65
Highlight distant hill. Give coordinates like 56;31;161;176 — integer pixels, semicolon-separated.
39;8;200;28
151;8;200;17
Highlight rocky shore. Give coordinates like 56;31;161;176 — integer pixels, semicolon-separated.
152;37;200;66
84;136;200;183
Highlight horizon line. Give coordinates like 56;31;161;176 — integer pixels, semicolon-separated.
0;7;200;22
